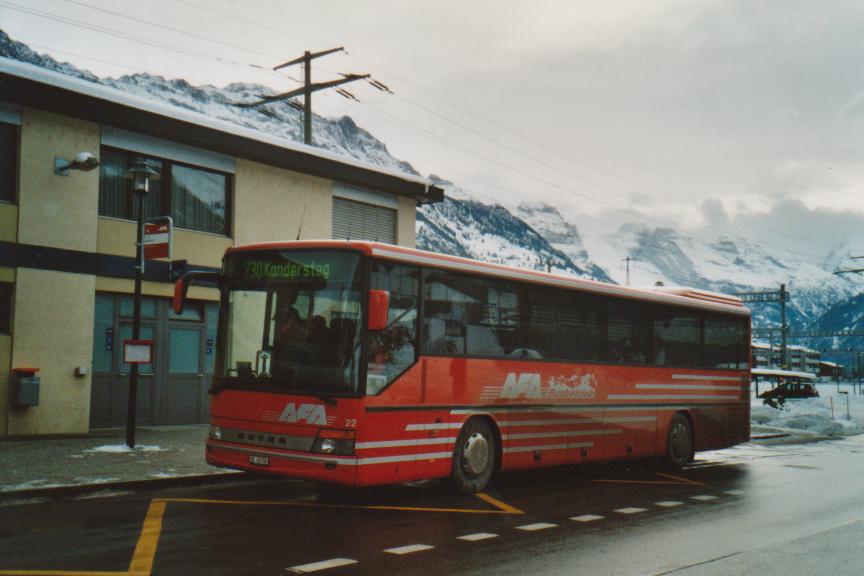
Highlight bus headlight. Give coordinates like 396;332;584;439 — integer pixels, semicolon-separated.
311;429;356;455
209;426;222;440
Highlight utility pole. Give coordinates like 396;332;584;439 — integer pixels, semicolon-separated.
235;47;377;145
779;283;788;368
736;284;791;368
622;256;635;287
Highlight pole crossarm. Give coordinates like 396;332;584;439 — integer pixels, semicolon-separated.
734;290;790;303
273;46;344;70
235;74;370;108
834;268;864;275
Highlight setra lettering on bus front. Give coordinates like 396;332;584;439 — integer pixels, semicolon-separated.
278;402;328;425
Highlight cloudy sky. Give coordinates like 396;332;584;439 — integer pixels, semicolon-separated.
2;0;864;266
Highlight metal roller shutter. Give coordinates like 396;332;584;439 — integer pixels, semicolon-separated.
332;197;397;244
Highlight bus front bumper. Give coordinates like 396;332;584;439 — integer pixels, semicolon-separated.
206;439;359;485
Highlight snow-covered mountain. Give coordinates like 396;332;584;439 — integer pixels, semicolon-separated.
2;29;860;331
516;201;859;329
417;179;610;281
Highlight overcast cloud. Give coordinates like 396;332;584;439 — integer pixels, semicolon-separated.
2;0;864;263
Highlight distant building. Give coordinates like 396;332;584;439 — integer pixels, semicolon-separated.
818;361;843;380
751;341;821;374
0;59;443;436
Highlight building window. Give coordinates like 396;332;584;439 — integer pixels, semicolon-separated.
332;197;396;244
0;282;12;334
0;122;18;203
99;146;230;235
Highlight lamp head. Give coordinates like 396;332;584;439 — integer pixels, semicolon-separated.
124;158;160;195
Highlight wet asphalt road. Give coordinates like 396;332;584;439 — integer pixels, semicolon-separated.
2;435;864;576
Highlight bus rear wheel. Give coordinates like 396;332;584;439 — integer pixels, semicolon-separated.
666;413;693;469
452;418;496;493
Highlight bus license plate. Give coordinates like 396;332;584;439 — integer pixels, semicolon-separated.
249;455;270;467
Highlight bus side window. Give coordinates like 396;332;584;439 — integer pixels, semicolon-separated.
367;263;419;394
652;307;702;367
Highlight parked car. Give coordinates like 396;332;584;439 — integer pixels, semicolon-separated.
758;381;819;407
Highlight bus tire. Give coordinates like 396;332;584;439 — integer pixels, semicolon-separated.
666;413;693;469
452;418;496;493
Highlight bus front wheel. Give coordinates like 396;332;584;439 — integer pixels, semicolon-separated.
452;418;496;493
666;413;694;469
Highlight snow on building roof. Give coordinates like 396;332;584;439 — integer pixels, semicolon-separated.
0;57;442;202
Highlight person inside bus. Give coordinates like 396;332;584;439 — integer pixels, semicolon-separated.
305;315;331;365
275;306;306;349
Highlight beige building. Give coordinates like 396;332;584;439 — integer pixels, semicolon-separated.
0;59;442;436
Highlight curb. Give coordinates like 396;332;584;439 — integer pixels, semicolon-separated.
0;470;246;501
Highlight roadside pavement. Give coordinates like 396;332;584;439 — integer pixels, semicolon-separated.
0;424;234;495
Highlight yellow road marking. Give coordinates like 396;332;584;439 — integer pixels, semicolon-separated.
128;499;167;576
475;493;525;514
161;496;522;515
2;490;524;575
655;472;706;486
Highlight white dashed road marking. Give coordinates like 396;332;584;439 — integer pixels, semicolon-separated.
655;501;684;508
724;490;745;496
615;507;647;514
691;495;719;501
570;514;605;522
517;522;558;531
384;544;435;555
458;532;499;542
286;558;359;574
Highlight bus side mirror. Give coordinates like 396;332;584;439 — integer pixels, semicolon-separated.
173;271;220;314
368;289;390;331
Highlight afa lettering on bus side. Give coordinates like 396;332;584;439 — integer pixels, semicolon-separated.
278;402;328;425
500;373;543;399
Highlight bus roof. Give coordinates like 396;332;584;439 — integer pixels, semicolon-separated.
227;240;750;316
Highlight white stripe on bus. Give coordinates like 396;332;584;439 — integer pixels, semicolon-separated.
451;405;687;416
635;384;740;391
497;418;596;427
356;452;453;465
607;394;740;401
503;429;622;440
672;374;741;381
503;442;593;454
604;416;658;423
405;423;464;431
356;437;456;449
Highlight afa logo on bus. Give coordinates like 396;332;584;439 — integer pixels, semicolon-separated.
278;402;329;425
493;372;598;400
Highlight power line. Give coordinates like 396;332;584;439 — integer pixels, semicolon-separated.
0;0;289;82
157;0;847;255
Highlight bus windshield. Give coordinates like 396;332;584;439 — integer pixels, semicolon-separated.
217;249;363;395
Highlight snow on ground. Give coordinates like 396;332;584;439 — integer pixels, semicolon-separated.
751;381;864;438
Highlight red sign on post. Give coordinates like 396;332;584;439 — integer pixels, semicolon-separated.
143;219;172;260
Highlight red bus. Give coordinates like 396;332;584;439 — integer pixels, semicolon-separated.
175;240;750;492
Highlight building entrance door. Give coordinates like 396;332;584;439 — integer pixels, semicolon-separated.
90;293;217;429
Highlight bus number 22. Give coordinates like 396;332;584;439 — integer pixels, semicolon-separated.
344;418;357;428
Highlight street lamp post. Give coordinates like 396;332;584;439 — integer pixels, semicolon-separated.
124;159;160;449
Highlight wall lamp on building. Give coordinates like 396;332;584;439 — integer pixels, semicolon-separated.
54;152;100;176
